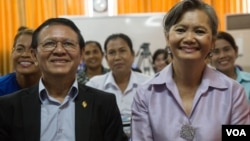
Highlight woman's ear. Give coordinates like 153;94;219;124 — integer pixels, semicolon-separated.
165;31;169;43
235;45;239;57
211;36;216;47
105;53;108;61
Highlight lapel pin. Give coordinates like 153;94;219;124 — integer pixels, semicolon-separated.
82;101;87;108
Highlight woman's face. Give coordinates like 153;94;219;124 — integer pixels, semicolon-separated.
12;34;40;75
210;39;237;72
105;37;134;75
154;53;168;73
82;43;103;69
166;9;214;63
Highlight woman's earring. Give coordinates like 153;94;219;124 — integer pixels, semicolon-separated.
209;50;213;57
166;46;171;54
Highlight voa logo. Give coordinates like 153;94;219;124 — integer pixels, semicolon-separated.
226;129;246;136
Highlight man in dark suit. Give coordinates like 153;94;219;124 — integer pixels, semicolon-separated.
0;18;127;141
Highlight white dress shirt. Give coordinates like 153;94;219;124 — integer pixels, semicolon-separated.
86;70;150;116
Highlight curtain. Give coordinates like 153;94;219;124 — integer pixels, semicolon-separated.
0;0;247;75
0;0;84;75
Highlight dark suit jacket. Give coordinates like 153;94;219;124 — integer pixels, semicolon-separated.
0;83;127;141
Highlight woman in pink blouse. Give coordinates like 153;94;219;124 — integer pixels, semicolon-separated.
131;0;250;141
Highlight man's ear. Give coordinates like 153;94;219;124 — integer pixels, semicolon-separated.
80;47;85;61
81;47;84;55
131;51;135;63
30;49;38;66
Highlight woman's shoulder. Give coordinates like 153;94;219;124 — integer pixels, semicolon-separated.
0;72;16;82
240;71;250;79
90;72;110;81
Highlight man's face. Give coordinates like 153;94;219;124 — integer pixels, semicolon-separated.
33;24;82;78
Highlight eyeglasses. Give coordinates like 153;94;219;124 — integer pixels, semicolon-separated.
13;46;31;54
39;40;78;52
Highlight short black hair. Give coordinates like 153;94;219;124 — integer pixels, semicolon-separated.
104;33;134;54
152;48;169;65
13;26;33;48
31;18;85;50
85;40;103;53
163;0;218;36
216;31;237;52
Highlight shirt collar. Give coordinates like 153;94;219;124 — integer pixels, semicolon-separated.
103;70;139;89
236;67;250;82
150;63;228;89
38;78;78;103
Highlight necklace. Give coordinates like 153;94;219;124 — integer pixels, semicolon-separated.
180;124;195;140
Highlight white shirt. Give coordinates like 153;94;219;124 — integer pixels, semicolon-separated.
86;70;150;116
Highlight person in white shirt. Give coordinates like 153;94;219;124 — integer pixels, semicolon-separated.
86;33;150;137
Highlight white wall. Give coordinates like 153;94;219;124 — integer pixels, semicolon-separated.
60;13;167;74
226;13;250;72
228;29;250;72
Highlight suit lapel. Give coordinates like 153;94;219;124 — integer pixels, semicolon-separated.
75;84;93;141
20;84;94;141
22;85;41;141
